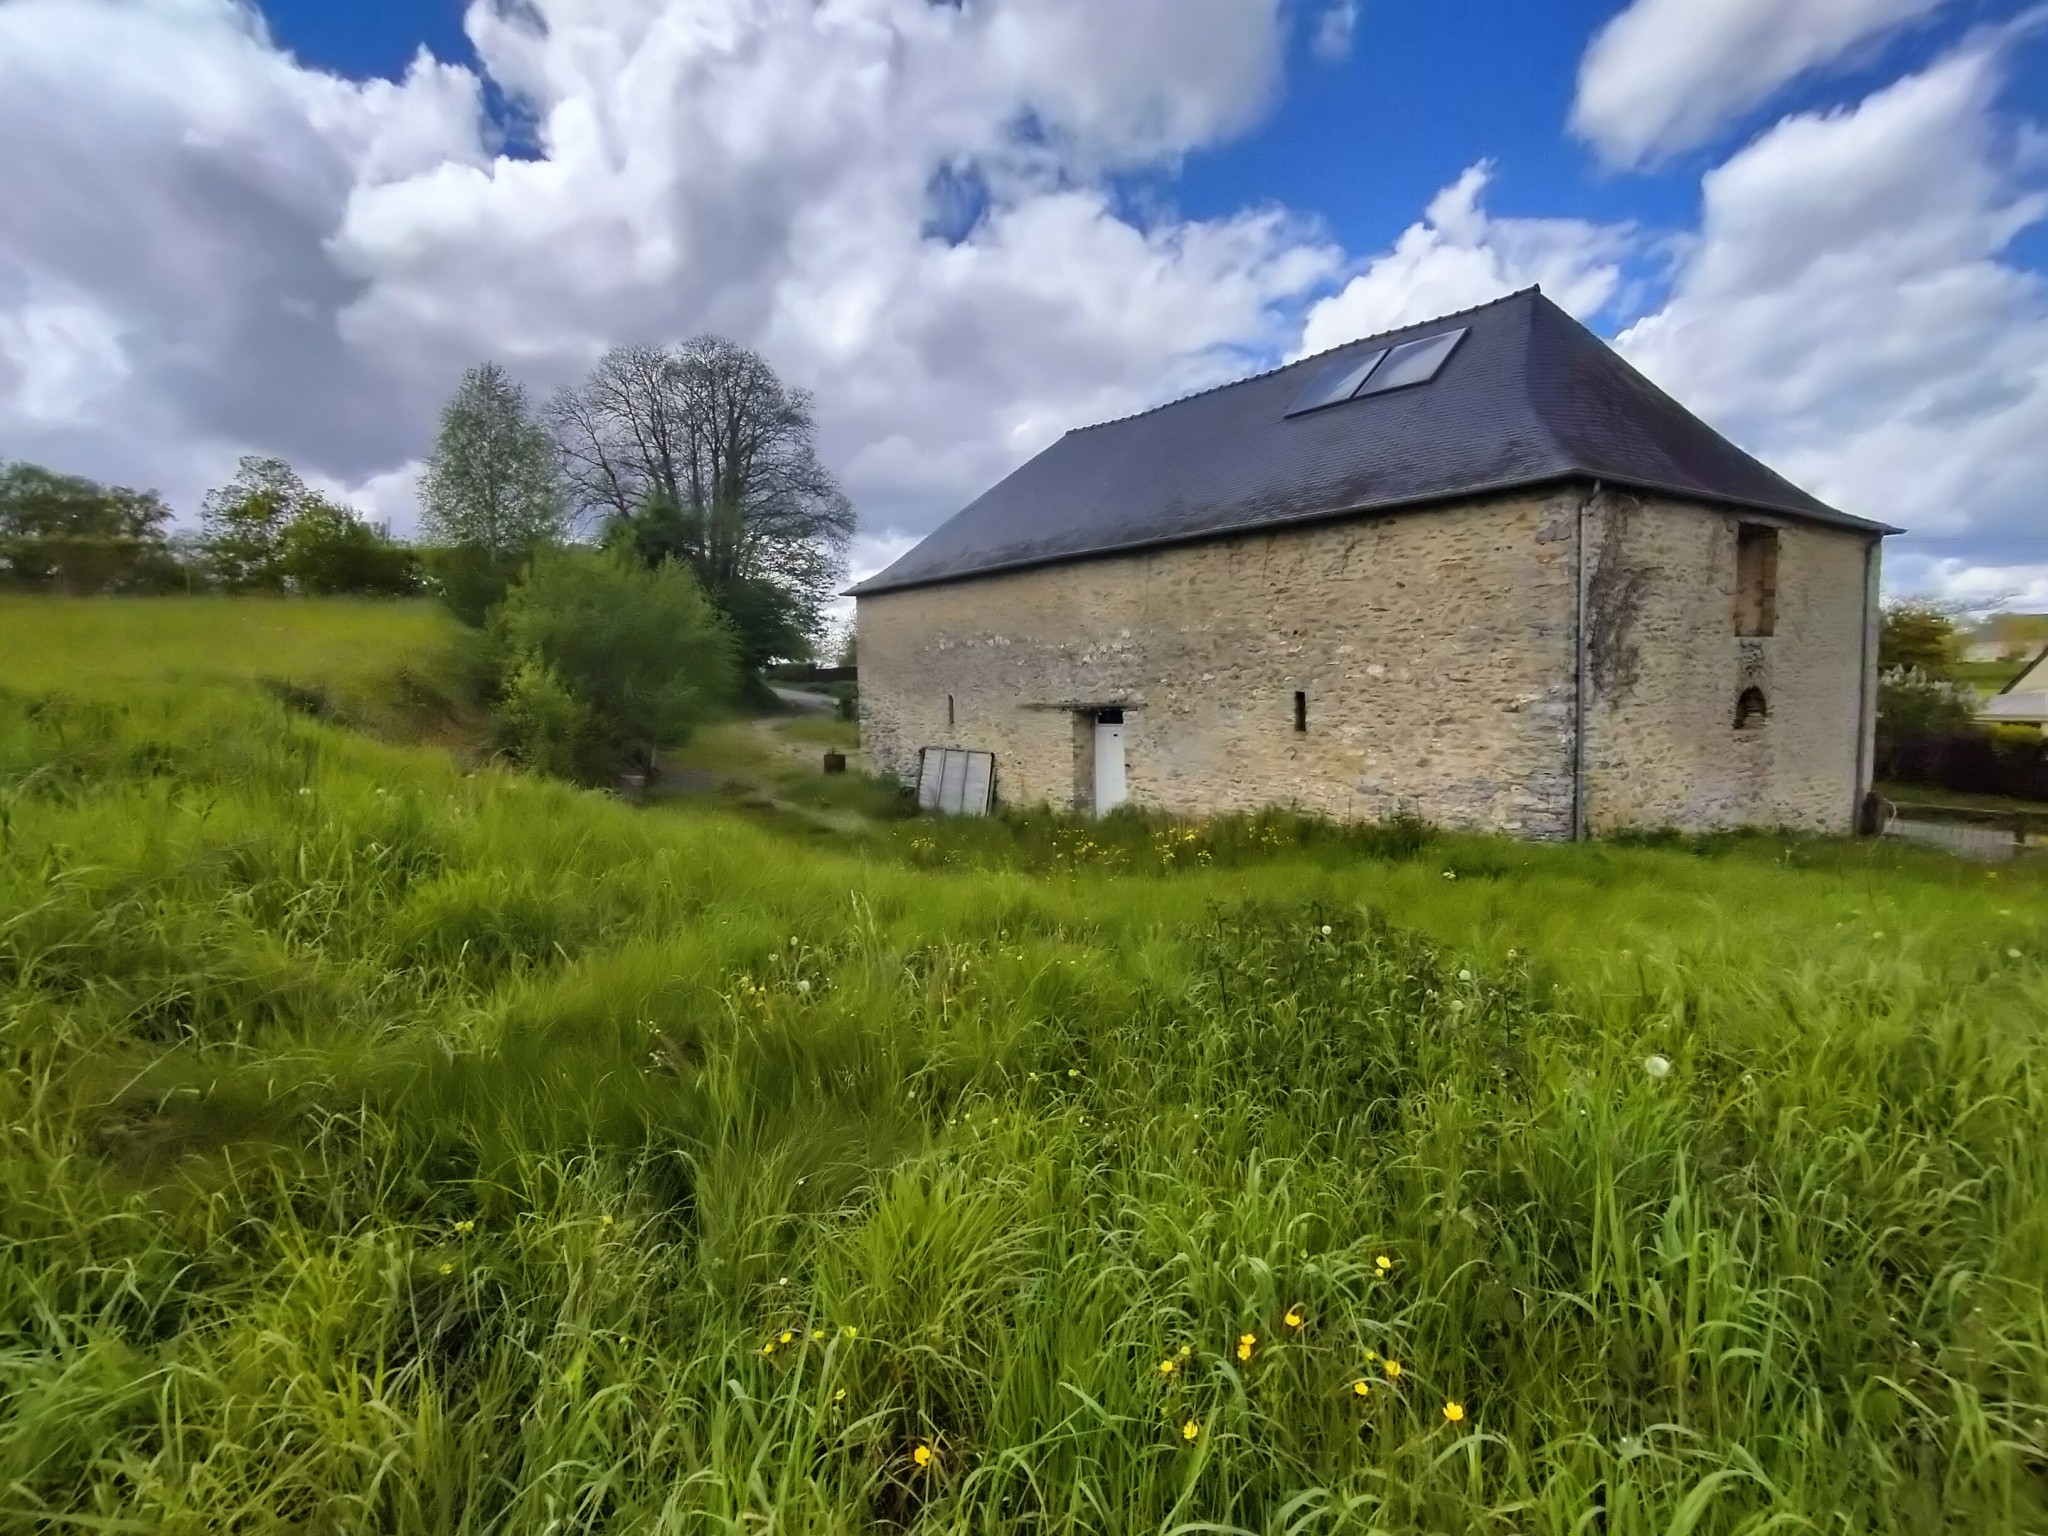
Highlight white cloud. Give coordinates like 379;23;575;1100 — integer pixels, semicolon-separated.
1312;2;1360;63
1892;557;2048;609
0;285;129;424
1572;0;1953;166
0;0;1328;546
1616;45;2048;588
1296;163;1633;355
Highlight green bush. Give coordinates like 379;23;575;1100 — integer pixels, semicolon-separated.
488;548;735;780
278;501;419;595
492;655;594;779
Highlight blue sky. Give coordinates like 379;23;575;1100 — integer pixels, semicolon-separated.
4;0;2047;601
252;0;2048;330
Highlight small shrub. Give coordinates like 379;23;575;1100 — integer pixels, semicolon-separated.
487;548;736;781
492;656;593;781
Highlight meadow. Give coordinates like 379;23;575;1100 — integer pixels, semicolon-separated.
2;596;2046;1534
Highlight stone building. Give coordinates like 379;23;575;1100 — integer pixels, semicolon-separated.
851;289;1895;837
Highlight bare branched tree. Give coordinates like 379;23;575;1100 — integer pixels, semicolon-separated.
548;338;854;658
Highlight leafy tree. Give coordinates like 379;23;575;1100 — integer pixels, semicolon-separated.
0;462;182;593
489;548;735;779
1878;600;1961;675
550;337;852;662
603;499;814;672
420;363;565;622
201;455;417;595
278;500;419;595
200;456;306;591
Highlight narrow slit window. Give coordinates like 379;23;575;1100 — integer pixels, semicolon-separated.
1735;524;1779;637
947;694;955;728
1293;691;1307;732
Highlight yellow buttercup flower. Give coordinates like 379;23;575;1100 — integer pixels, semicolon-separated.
811;1330;824;1342
438;1263;453;1276
834;1388;848;1403
1351;1378;1371;1398
762;1341;776;1356
1382;1358;1402;1381
1443;1400;1465;1424
912;1444;934;1469
1157;1357;1178;1376
600;1214;613;1228
1283;1307;1305;1330
842;1325;859;1339
1178;1343;1193;1359
779;1330;795;1346
1237;1332;1256;1362
1181;1419;1201;1442
1374;1254;1391;1274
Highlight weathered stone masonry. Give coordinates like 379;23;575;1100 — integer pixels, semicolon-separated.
858;487;1878;838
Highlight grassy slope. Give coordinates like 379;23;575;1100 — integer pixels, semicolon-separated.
3;598;2047;1533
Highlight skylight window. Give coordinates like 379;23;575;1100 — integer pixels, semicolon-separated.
1282;327;1468;418
1354;328;1466;396
1284;349;1386;416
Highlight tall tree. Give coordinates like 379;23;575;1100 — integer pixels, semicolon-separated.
1879;600;1962;676
0;462;179;593
200;455;414;595
200;456;306;591
419;363;565;555
549;337;853;665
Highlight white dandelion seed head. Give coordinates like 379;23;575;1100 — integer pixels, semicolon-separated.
1457;969;1472;982
2008;948;2023;959
1320;925;1332;936
1644;1055;1672;1080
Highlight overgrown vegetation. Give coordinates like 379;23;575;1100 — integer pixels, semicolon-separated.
484;547;736;780
3;599;2046;1534
1875;601;2048;803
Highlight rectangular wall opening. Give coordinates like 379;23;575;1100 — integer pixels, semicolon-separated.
947;693;955;728
1293;690;1307;732
1736;524;1779;637
1091;707;1127;816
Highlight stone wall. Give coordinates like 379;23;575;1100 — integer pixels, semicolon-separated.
856;486;1878;837
1581;494;1876;835
858;489;1583;836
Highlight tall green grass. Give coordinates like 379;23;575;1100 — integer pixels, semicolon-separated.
2;600;2045;1532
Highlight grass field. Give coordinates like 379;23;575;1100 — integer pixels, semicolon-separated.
4;597;2047;1534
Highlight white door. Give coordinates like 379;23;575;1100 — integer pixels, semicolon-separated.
1093;709;1126;815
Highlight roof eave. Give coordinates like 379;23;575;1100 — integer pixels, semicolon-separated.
846;472;1897;599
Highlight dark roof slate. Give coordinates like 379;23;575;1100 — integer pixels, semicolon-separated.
851;288;1896;597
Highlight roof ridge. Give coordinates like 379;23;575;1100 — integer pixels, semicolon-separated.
1066;285;1543;438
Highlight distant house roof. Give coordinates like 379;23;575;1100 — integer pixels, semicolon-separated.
851;288;1897;597
1996;646;2048;698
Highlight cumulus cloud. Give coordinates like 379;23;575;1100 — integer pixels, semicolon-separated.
1616;45;2048;589
1572;0;1955;166
1296;163;1633;355
0;0;1329;541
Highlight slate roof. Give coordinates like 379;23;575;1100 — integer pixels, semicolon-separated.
850;288;1896;597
